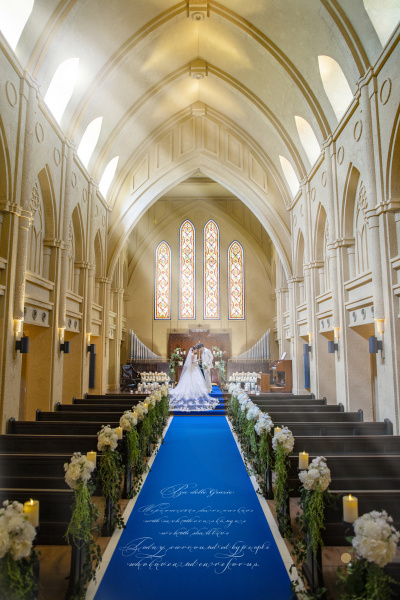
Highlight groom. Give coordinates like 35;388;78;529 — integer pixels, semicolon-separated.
196;343;213;393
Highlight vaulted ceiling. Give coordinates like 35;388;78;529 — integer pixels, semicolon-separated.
6;0;398;274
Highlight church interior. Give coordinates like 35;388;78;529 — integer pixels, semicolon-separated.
1;1;400;599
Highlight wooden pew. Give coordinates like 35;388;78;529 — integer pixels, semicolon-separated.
56;403;137;413
254;404;344;413
8;419;120;436
250;398;327;406
37;410;128;423
269;421;392;436
293;435;400;455
262;410;363;423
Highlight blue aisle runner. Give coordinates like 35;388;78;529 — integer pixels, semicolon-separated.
94;416;293;600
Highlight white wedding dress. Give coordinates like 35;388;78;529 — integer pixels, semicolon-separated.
169;349;219;412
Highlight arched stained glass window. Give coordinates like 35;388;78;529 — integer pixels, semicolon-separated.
154;241;171;319
204;220;220;319
228;241;245;319
179;220;195;319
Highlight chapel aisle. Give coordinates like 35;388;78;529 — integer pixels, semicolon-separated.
88;415;293;600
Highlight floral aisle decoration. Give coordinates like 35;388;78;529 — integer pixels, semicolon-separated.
136;402;151;457
0;501;38;600
119;411;143;498
64;453;101;600
337;510;400;600
169;348;182;379
97;425;125;530
254;412;274;492
244;404;262;459
272;426;295;536
298;457;332;558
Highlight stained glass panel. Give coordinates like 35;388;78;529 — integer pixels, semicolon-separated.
155;241;171;319
204;220;220;319
179;220;195;319
228;241;244;319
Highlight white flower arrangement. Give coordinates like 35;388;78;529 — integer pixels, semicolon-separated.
97;425;118;452
133;405;145;420
237;392;248;403
138;401;148;415
255;412;274;435
298;456;331;492
160;384;169;397
272;426;294;454
241;399;255;412
352;510;400;568
64;452;95;489
246;405;261;421
119;410;138;432
0;501;36;561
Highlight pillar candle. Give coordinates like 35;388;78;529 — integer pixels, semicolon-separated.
115;426;123;440
299;451;309;469
23;499;39;527
343;494;358;523
86;451;97;466
274;426;282;435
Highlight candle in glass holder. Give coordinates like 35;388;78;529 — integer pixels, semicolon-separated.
86;451;97;466
343;494;358;523
23;499;39;527
299;451;309;469
115;426;123;440
274;426;282;435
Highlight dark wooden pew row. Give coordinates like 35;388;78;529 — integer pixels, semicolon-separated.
304;489;400;593
293;435;400;455
254;404;344;413
251;398;327;406
57;404;135;413
262;410;363;423
0;453;71;490
73;398;143;405
37;410;128;423
273;420;392;436
8;419;120;436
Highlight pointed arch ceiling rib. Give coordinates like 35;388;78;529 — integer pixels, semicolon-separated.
5;0;399;276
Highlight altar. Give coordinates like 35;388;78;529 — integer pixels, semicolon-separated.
168;329;230;358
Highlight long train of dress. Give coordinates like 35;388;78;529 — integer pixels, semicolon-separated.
168;353;219;412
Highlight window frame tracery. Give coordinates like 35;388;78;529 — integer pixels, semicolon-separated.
179;220;196;320
228;240;245;320
154;241;171;320
203;219;220;320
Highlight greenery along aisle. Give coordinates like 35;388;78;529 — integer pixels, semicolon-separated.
0;501;39;600
64;453;102;600
272;426;294;537
97;425;125;531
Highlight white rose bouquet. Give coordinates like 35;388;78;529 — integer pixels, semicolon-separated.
160;384;169;397
352;510;400;568
272;426;294;454
64;452;95;489
133;405;145;420
0;501;36;561
97;425;118;452
138;401;148;415
119;410;138;432
299;456;331;491
246;405;261;421
255;412;273;435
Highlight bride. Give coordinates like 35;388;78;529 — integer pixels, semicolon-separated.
168;346;220;412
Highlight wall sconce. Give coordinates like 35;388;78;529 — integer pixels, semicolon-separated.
14;320;29;353
59;327;70;353
375;319;385;334
328;327;340;357
369;336;383;355
60;341;70;353
15;336;29;353
87;343;96;354
303;333;312;354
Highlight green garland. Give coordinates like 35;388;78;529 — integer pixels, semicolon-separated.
301;484;326;558
65;480;101;600
337;559;399;600
126;427;145;498
99;448;125;529
273;443;291;537
0;551;39;600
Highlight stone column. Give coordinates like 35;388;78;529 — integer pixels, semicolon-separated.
58;141;74;330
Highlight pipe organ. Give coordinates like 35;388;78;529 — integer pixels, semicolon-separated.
129;330;163;361
230;330;270;361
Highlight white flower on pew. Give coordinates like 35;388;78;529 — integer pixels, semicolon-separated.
246;405;261;421
160;384;169;397
352;510;400;568
97;425;119;452
255;413;274;435
237;392;248;403
120;411;138;432
241;399;254;413
0;501;36;561
133;405;145;420
299;456;331;492
272;426;294;454
138;401;148;415
64;452;95;489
